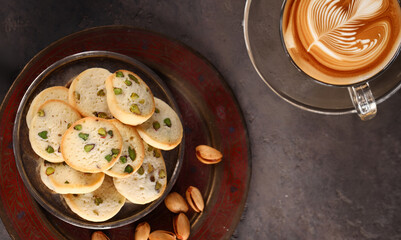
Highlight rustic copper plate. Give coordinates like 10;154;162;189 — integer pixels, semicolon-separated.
0;26;251;239
13;51;184;229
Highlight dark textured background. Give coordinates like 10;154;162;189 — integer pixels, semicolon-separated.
1;0;401;239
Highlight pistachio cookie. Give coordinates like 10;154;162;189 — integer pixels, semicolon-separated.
137;98;183;150
61;117;123;173
40;159;105;194
68;68;113;119
63;176;125;222
105;70;155;126
113;143;167;204
26;86;69;129
29;100;81;163
105;119;145;178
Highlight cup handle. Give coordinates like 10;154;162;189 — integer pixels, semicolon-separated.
348;83;377;120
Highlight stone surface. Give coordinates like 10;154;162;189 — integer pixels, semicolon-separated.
1;0;401;239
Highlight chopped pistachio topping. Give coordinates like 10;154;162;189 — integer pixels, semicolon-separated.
159;169;166;179
98;112;109;119
78;132;89;141
120;156;127;163
155;108;160;113
130;104;141;114
124;80;132;86
93;210;99;215
113;88;122;95
139;99;145;104
46;146;54;153
137;166;145;175
128;74;139;84
130;93;139;100
84;144;95;152
46;167;55;176
148;163;154;173
147;146;154;152
74;124;82;131
111;148;120;155
105;154;112;162
155;181;162;191
107;130;114;137
38;109;45;117
124;165;134;173
67;123;72;129
58;146;61;153
98;128;107;137
153;121;161;131
116;71;124;77
153;149;161;158
74;91;80;100
97;89;105;96
94;197;103;206
38;131;48;139
128;146;136;161
164;118;172;127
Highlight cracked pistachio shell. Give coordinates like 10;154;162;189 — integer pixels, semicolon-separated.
135;222;151;240
173;213;190;240
185;186;204;212
195;145;222;164
164;192;189;213
91;231;110;240
149;230;176;240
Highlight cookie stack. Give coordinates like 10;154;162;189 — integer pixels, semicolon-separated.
27;68;183;222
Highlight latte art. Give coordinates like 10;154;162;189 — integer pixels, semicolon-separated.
282;0;401;85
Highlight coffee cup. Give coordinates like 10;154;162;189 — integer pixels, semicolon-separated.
280;0;401;120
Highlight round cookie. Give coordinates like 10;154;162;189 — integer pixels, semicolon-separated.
137;98;183;150
105;70;155;126
63;176;125;222
26;86;69;129
40;159;105;194
29;100;81;163
61;117;123;173
105;119;145;178
113;143;167;204
68;68;113;119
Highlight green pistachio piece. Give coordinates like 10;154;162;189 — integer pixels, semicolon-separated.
74;91;80;100
130;93;139;100
38;131;48;139
67;123;72;129
38;109;45;117
139;99;145;104
111;148;120;155
155;108;160;113
46;167;55;176
98;128;106;137
84;144;95;152
113;88;122;95
116;71;124;77
74;124;82;131
107;130;114;137
124;165;134;173
153;149;161;158
147;145;154;152
97;89;105;96
155;181;162;191
164;118;172;127
124;80;132;86
158;169;166;179
153;121;160;131
98;112;109;119
130;104;141;115
137;166;145;175
120;156;127;163
94;197;103;206
78;133;89;141
46;146;54;153
148;163;154;173
105;154;112;162
128;146;136;161
128;74;139;84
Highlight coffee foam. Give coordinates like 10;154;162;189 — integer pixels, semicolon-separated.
282;0;401;85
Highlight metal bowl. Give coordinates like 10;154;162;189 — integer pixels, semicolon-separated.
13;51;184;229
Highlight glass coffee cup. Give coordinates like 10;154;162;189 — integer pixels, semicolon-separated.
244;0;401;120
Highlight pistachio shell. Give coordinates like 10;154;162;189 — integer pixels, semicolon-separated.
173;213;190;240
185;186;204;212
165;192;189;213
195;145;223;164
135;222;151;240
149;230;176;240
91;231;110;240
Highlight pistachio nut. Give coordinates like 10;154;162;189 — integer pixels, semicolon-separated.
91;231;110;240
173;213;190;240
135;222;151;240
149;230;176;240
195;145;222;164
186;186;204;212
164;192;189;213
